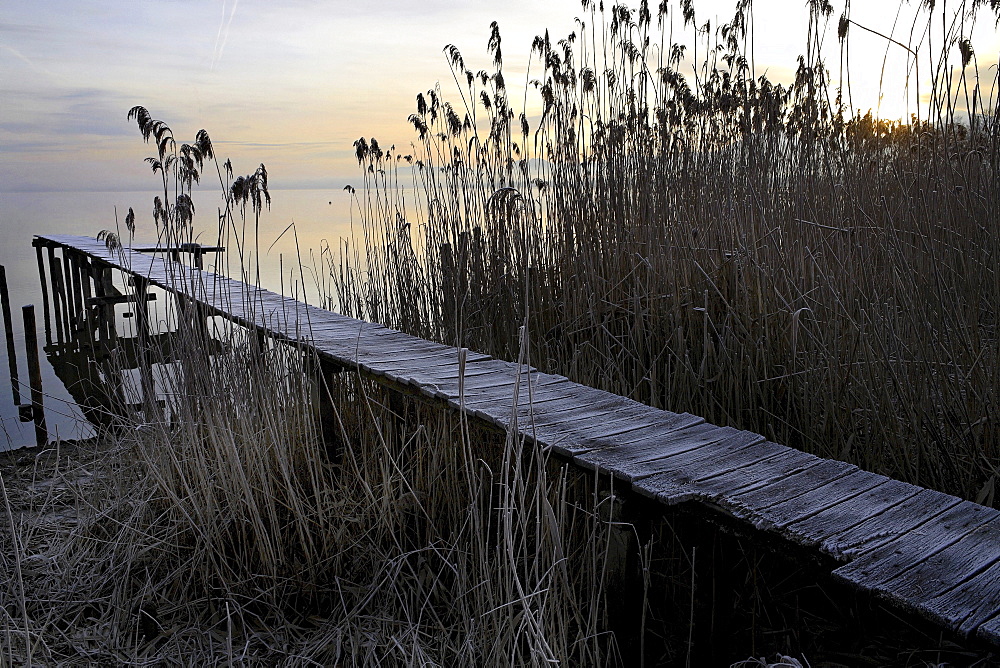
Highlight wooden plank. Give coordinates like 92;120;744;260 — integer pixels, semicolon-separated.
463;392;601;426
559;407;699;442
376;352;494;377
619;428;768;483
368;361;518;406
741;469;889;532
450;389;637;442
430;368;562;397
864;518;1000;616
633;441;808;505
133;244;225;253
558;413;707;456
311;329;434;355
532;403;659;445
723;459;859;523
637;445;818;505
822;489;963;560
85;293;157;306
854;518;1000;636
459;377;588;411
367;344;481;364
509;395;641;440
259;302;353;334
832;500;997;592
578;423;754;482
370;351;468;372
781;478;923;551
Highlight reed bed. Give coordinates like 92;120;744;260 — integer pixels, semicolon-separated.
328;0;1000;501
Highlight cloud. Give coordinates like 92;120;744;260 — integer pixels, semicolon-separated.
1;86;139;141
0;22;47;36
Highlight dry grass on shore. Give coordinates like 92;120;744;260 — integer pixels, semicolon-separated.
1;323;623;665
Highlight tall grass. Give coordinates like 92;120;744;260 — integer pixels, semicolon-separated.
0;111;624;664
328;0;1000;501
1;336;621;664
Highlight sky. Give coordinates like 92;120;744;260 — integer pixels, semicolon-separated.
1;0;999;194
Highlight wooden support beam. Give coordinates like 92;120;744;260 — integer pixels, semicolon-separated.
0;265;21;406
77;254;95;347
132;243;224;271
85;293;157;307
132;244;225;254
65;251;82;330
34;243;52;343
21;304;47;446
46;246;67;346
130;275;160;422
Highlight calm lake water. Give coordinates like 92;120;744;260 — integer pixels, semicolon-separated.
0;188;357;450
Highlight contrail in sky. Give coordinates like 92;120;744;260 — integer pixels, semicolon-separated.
1;44;58;81
211;0;240;71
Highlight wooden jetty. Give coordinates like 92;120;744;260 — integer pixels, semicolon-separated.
30;233;1000;649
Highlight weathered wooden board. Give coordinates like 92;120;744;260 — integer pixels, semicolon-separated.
558;413;707;456
832;501;998;592
822;489;962;560
634;441;804;505
637;445;818;505
781;478;923;550
466;393;619;432
875;521;1000;634
377;354;490;377
457;377;570;408
751;469;889;532
521;392;639;429
578;423;759;482
723;459;859;524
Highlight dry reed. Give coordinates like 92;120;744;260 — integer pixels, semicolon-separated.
327;0;1000;502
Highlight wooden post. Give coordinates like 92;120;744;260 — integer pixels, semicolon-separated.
33;241;52;344
0;265;21;406
47;246;67;346
69;252;85;336
318;357;344;462
22;304;47;447
77;256;95;348
440;242;457;344
255;328;269;361
92;262;109;347
98;266;119;346
91;264;126;417
62;251;78;335
131;276;159;422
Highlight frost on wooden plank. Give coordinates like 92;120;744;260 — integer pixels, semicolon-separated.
832;500;997;592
